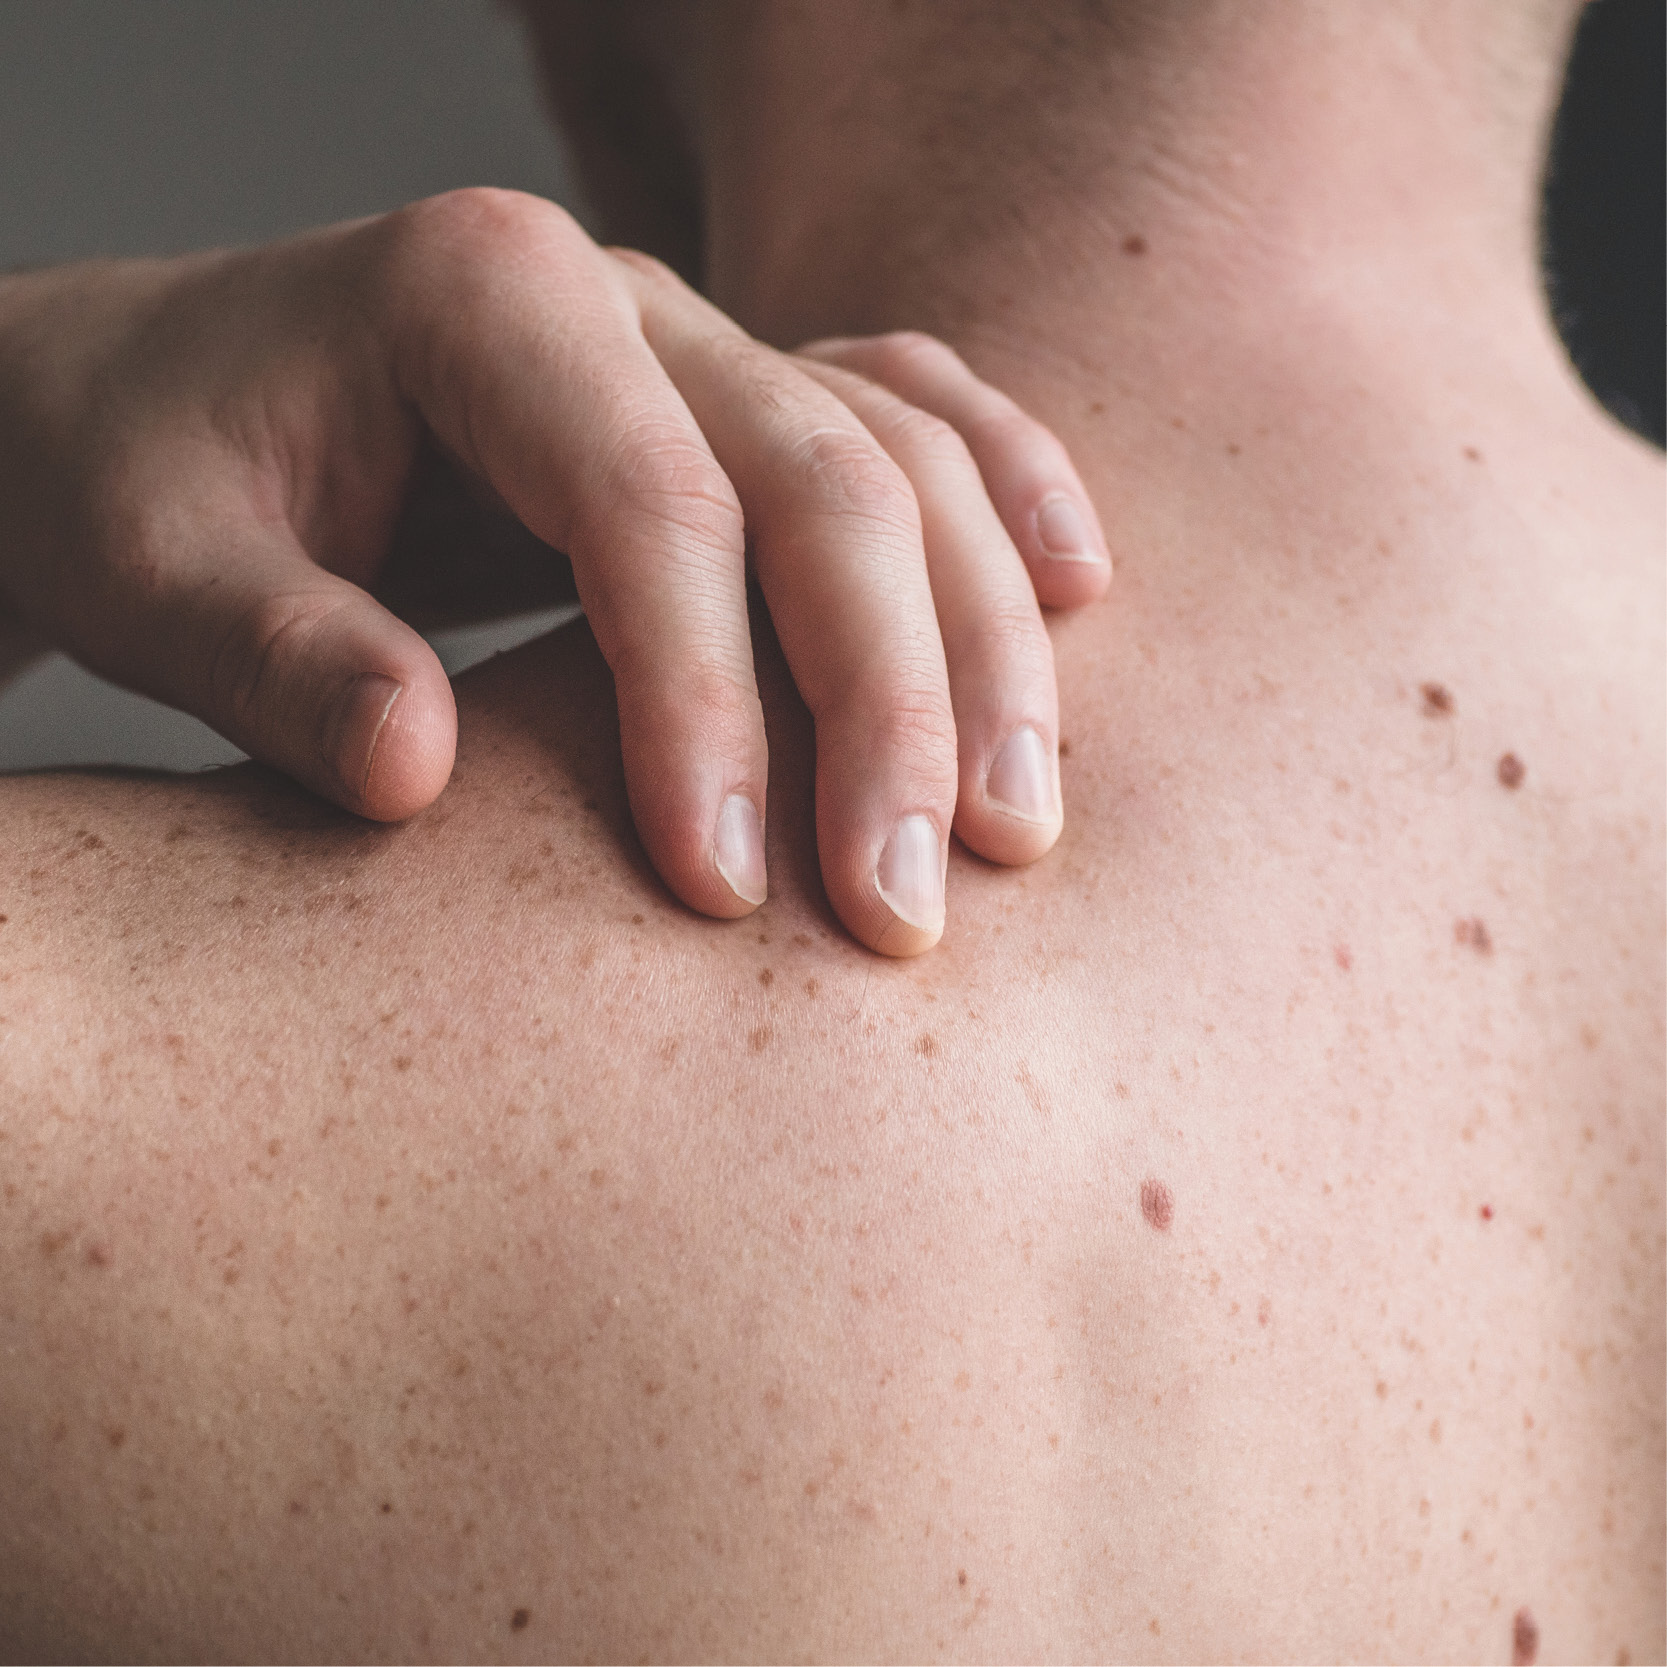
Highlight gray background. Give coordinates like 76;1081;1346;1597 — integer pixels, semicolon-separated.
0;0;1661;772
0;0;583;770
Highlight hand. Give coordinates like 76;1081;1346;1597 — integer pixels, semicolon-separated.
0;189;1110;954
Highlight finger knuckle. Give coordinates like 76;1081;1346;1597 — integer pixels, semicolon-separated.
972;404;1068;470
209;589;339;734
868;329;962;382
794;427;917;530
866;687;961;785
887;404;974;471
602;431;746;556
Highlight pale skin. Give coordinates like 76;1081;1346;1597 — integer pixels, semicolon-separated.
1;1;1662;1661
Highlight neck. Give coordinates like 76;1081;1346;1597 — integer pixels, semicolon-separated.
693;0;1577;369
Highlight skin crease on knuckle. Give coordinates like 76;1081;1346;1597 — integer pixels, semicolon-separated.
0;5;1662;1665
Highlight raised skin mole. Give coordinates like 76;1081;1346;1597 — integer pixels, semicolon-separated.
1511;1606;1539;1666
1497;752;1526;789
1139;1178;1174;1231
1420;681;1455;716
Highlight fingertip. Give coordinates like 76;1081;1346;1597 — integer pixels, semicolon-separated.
1027;494;1113;608
339;667;457;822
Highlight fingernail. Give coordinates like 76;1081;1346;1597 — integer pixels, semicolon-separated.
714;794;768;906
986;725;1056;822
876;814;944;932
1036;494;1100;563
325;672;403;802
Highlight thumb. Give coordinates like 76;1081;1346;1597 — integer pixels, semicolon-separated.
84;512;456;820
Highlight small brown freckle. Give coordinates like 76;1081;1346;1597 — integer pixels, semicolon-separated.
1480;1204;1493;1221
1616;1647;1631;1666
748;1024;773;1053
380;1501;393;1514
510;1608;530;1632
916;1034;939;1058
1226;441;1241;456
1087;402;1105;416
756;931;770;945
267;1138;282;1158
85;1243;110;1269
1150;1619;1161;1636
105;1425;126;1449
0;915;8;924
1376;1380;1388;1398
793;932;813;947
643;1379;663;1397
1139;1177;1174;1231
631;913;644;925
1057;737;1070;758
1257;1297;1272;1326
958;1569;968;1587
1511;1606;1539;1666
1429;1418;1442;1443
39;1230;69;1257
1420;681;1455;716
1463;444;1483;463
288;1499;306;1515
1418;1497;1431;1517
1122;233;1147;255
758;968;773;988
804;978;819;997
588;1168;606;1188
393;1055;412;1072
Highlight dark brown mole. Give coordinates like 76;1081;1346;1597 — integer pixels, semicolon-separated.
511;1608;531;1632
957;1569;968;1587
1455;916;1493;955
1057;737;1071;758
379;1501;393;1514
1122;234;1147;256
758;968;774;988
916;1034;940;1058
1511;1606;1539;1666
1139;1178;1174;1231
1420;681;1455;716
1497;752;1525;789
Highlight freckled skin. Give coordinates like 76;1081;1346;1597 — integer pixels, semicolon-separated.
1;119;1663;1667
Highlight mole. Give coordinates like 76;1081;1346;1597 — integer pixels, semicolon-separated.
1139;1178;1174;1231
1497;753;1525;789
1480;1204;1493;1221
958;1569;968;1587
1420;681;1455;716
511;1608;531;1632
1455;917;1493;955
1511;1606;1539;1666
1463;445;1484;464
1122;234;1147;256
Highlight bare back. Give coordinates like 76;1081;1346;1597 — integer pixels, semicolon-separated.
1;319;1662;1662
